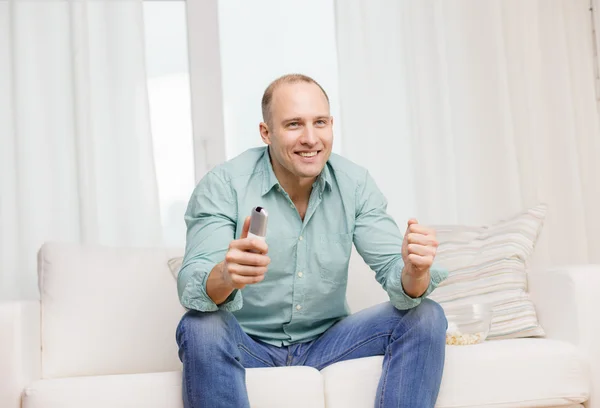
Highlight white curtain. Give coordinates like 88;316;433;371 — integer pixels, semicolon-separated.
335;0;600;267
0;0;162;300
594;0;600;114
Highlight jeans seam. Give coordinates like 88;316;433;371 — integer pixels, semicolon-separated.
379;348;392;408
417;321;435;402
238;344;275;368
179;326;196;408
315;331;392;371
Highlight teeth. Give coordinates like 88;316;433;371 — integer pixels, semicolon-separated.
299;151;317;157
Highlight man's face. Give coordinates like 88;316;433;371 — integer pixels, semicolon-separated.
260;82;333;181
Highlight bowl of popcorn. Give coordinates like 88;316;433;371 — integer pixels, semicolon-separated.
441;302;492;346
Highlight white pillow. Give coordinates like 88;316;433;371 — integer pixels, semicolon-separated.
168;257;183;280
429;204;547;339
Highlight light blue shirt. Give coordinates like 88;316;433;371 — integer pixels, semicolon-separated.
178;147;448;346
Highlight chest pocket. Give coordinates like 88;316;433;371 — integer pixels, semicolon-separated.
317;233;353;287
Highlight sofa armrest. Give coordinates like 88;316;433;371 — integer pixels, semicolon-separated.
529;265;600;408
0;300;41;408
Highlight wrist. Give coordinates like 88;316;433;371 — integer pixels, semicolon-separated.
402;264;430;280
207;261;235;304
401;266;430;298
217;261;236;291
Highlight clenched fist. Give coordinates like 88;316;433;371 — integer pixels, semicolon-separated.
401;218;438;280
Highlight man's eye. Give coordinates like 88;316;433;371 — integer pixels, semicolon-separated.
316;120;326;125
288;122;299;128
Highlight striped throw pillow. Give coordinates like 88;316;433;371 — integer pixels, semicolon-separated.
428;204;547;340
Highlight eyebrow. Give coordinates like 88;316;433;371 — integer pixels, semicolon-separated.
282;116;330;124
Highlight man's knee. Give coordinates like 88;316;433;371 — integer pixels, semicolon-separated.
410;299;447;343
176;309;236;353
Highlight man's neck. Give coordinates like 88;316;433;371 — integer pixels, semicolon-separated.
280;177;314;204
270;155;315;204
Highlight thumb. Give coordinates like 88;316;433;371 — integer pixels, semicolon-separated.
407;218;418;228
241;216;251;239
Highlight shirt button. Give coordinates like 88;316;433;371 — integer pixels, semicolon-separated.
290;203;294;208
297;271;303;278
298;236;303;241
296;305;302;311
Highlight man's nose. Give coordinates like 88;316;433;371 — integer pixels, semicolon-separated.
300;125;318;145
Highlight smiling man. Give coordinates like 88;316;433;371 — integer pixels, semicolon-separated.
175;74;449;408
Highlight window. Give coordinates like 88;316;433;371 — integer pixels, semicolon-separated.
143;1;194;246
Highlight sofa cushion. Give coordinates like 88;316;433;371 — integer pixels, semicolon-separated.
321;339;589;408
428;204;547;340
37;243;186;379
22;366;324;408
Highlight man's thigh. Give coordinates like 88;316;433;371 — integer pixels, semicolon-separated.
177;309;284;369
238;333;288;369
299;302;407;370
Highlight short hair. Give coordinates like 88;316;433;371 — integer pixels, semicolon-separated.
261;74;330;125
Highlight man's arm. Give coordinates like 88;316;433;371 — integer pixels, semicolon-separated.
352;171;448;310
177;171;242;312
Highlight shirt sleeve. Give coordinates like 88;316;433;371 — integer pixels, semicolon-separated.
177;171;243;312
353;170;449;310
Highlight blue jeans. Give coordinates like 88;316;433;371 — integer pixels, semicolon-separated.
176;300;447;408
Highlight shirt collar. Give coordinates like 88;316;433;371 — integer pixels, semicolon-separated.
261;147;332;196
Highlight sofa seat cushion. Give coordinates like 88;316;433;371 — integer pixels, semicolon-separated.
23;366;324;408
321;339;589;408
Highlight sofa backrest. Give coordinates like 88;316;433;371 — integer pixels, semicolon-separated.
36;242;390;379
37;243;185;379
346;247;390;312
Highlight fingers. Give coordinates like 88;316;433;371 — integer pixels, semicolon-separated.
225;248;270;267
407;253;434;269
404;219;438;246
230;273;266;288
407;243;436;257
227;263;269;277
227;261;268;288
404;219;438;272
230;236;269;254
225;224;270;288
405;233;438;247
224;247;270;288
405;221;435;236
240;216;250;239
407;218;419;227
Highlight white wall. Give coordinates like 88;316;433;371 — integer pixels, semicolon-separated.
217;0;342;159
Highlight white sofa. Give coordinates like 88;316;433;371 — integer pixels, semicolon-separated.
1;242;598;408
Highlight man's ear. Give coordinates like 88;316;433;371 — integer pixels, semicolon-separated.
259;122;271;145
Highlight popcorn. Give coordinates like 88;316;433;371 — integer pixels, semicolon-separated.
446;331;485;345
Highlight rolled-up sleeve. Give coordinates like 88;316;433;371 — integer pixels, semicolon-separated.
352;171;448;310
177;171;243;312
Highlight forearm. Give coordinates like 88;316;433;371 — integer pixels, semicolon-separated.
178;260;242;312
206;261;235;305
401;267;431;298
382;261;448;310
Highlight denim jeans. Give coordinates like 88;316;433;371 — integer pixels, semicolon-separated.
176;300;447;408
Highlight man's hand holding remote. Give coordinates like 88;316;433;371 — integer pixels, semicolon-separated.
206;216;271;305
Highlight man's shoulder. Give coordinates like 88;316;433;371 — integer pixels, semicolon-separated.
207;147;266;182
327;152;368;184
